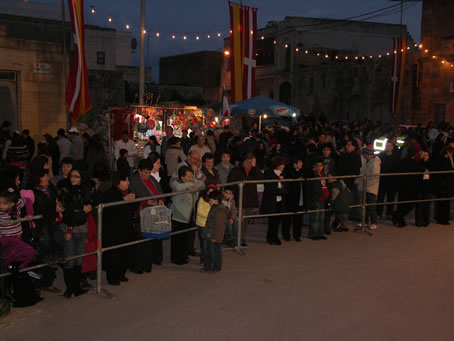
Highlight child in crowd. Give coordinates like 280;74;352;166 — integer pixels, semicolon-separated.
202;190;229;273
307;160;329;240
195;184;217;264
222;186;237;247
116;149;130;175
0;188;37;270
325;173;351;233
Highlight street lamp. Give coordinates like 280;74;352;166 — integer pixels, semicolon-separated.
259;114;267;133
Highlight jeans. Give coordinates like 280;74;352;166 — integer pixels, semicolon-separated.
365;193;377;225
204;241;222;271
309;201;325;238
63;232;87;269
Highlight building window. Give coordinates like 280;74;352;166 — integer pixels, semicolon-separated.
97;51;105;65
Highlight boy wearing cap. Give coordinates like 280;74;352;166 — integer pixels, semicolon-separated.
357;145;381;230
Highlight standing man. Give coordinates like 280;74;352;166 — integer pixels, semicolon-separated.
189;135;211;158
114;130;138;168
68;127;84;168
56;128;73;160
283;156;304;242
22;129;35;160
227;153;263;246
215;150;235;184
160;126;174;162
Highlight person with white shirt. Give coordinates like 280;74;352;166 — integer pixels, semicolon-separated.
114;130;138;168
188;135;211;158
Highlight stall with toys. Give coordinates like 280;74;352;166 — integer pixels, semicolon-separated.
110;105;220;157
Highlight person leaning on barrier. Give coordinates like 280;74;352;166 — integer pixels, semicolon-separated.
283;155;304;242
227;153;263;247
170;165;205;265
129;157;165;272
260;155;288;245
59;167;94;298
101;171;137;286
325;173;351;232
433;146;454;225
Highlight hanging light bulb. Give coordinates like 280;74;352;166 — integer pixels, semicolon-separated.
345;56;349;60
295;48;299;52
90;5;95;14
250;30;253;35
316;52;320;56
424;49;429;53
273;40;277;44
143;29;146;34
414;43;418;47
284;44;288;48
207;34;211;39
108;17;112;23
125;24;130;30
172;34;176;39
217;32;221;37
441;60;445;64
407;46;410;50
370;56;373;59
355;56;358;60
335;56;339;59
362;56;366;60
325;54;329;59
183;35;187;40
305;50;308;54
156;32;160;37
196;36;200;40
419;43;423;48
261;36;265;40
394;50;397;54
386;52;390;56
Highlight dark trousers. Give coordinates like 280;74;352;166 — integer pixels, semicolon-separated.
266;202;284;242
377;182;397;217
395;191;417;226
204;241;222;271
283;205;303;239
365;193;377;225
435;196;451;224
106;268;126;283
171;220;190;264
309;201;325;238
415;192;432;226
197;226;205;264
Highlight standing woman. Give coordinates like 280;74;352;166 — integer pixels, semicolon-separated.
434;146;454;225
260;156;287;245
59;168;94;298
171;166;205;265
102;172;137;285
129;157;165;271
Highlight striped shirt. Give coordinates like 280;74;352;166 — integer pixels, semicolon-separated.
0;198;25;238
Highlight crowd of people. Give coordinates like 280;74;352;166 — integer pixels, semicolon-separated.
0;116;453;308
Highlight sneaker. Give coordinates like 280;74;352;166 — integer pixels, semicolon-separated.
369;224;378;230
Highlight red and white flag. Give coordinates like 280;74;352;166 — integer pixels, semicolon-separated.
66;0;92;122
229;1;257;103
391;36;407;116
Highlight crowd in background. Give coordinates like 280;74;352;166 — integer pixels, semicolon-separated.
0;116;453;308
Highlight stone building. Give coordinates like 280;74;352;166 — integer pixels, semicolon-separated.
159;51;223;105
0;0;151;140
404;0;454;123
222;16;410;122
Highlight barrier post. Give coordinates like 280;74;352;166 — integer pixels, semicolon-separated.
96;204;103;294
237;181;245;254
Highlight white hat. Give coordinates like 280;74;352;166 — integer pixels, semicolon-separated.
68;127;79;133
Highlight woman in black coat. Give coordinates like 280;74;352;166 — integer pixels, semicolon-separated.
102;172;137;286
434;146;454;225
260;156;287;245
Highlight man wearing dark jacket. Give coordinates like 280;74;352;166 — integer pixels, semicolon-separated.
377;141;400;219
227;153;263;246
283;156;304;241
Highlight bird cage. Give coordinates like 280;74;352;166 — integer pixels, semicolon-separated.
140;205;172;239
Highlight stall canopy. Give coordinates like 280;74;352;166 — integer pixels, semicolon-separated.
230;96;300;118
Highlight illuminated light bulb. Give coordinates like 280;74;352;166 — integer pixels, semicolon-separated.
90;5;95;14
218;33;221;37
414;43;418;47
215;117;219;123
263;114;267;119
432;55;436;59
172;34;176;39
394;50;397;54
207;34;211;39
316;52;320;56
284;44;288;48
370;56;373;59
224;50;230;56
355;56;358;60
156;32;160;37
325;54;329;58
273;40;277;44
451;64;453;67
183;35;187;40
400;48;404;52
442;60;445;64
295;48;299;52
345;56;349;60
362;56;365;60
261;36;265;40
407;46;410;50
335;56;339;59
143;29;146;34
419;44;423;48
378;54;382;58
196;36;200;40
250;30;253;35
305;50;309;54
125;24;130;30
386;52;390;56
424;49;429;53
108;17;112;23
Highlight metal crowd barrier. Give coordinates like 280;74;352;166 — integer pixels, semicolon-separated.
0;170;453;298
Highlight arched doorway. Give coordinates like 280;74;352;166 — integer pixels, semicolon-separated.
279;82;292;105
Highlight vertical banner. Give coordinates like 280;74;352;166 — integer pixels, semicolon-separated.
229;1;257;103
391;35;407;116
66;0;92;122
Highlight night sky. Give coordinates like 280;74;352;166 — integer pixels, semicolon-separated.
38;0;423;81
